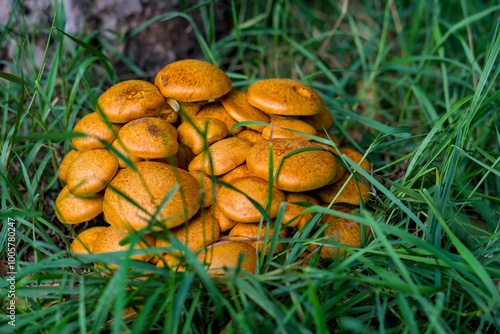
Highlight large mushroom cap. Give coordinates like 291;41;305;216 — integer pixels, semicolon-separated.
117;117;179;159
216;176;286;223
59;149;81;183
247;79;323;116
197;241;256;276
55;186;103;224
96;80;169;123
246;139;338;192
103;161;201;232
154;59;232;102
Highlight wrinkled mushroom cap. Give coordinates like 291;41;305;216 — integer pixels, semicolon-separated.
55;186;103;224
262;116;317;141
66;149;119;195
92;226;156;267
197;241;256;276
247;79;323;116
178;117;227;155
59;149;80;183
72;112;122;152
97;80;169;123
156;209;220;254
103;161;201;232
117;117;179;159
188;137;253;175
220;89;270;132
197;101;243;134
246;139;338;192
70;226;107;254
155;59;232;102
217;176;286;223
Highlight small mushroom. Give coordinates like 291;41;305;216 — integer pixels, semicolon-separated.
216;176;286;223
261;116;317;141
110;138;143;169
247;79;323;116
177;117;228;155
301;105;334;131
66;149;119;195
213;204;237;232
72;112;122;152
219;164;253;184
69;226;107;254
189;171;216;208
197;101;243;134
282;193;319;229
59;149;81;183
228;222;289;254
55;186;103;224
96;80;169;123
236;129;265;144
197;241;256;276
220;89;270;132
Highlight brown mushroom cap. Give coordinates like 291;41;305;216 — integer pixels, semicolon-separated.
197;101;243;134
219;164;253;184
72;112;122;152
262;116;317;141
236;129;265;144
217;176;286;223
247;79;323;116
246;139;338;192
92;226;156;267
213;204;237;232
156;209;220;254
96;80;169;123
66;149;119;195
103;161;201;232
189;171;216;208
59;150;81;183
154;59;232;102
117;117;179;159
318;206;370;258
55;186;103;224
301;105;334;130
188;137;253;176
228;222;289;254
197;241;256;276
220;89;270;132
178;117;228;155
282;193;319;229
70;226;108;254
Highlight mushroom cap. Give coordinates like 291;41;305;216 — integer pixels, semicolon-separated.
228;222;289;254
92;226;156;267
117;117;179;159
197;241;256;276
66;149;119;195
220;89;270;132
188;137;253;176
301;105;333;130
103;161;201;232
189;171;216;208
339;148;370;171
219;164;253;184
55;186;103;224
213;204;237;232
246;139;338;192
247;79;323;116
59;149;81;183
96;80;169;123
70;226;108;254
155;104;178;124
262;116;317;141
177;101;206;122
318;206;370;258
197;101;243;134
314;132;340;147
156;209;220;254
178;117;228;155
236;129;265;144
72;112;122;152
216;176;286;223
110;139;144;169
282;193;319;229
172;142;196;170
156;253;185;272
154;59;232;102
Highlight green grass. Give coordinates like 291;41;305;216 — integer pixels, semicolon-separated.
1;0;500;333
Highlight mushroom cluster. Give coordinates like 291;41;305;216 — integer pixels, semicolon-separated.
56;59;371;274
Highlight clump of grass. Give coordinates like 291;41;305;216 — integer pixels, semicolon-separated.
1;1;500;333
